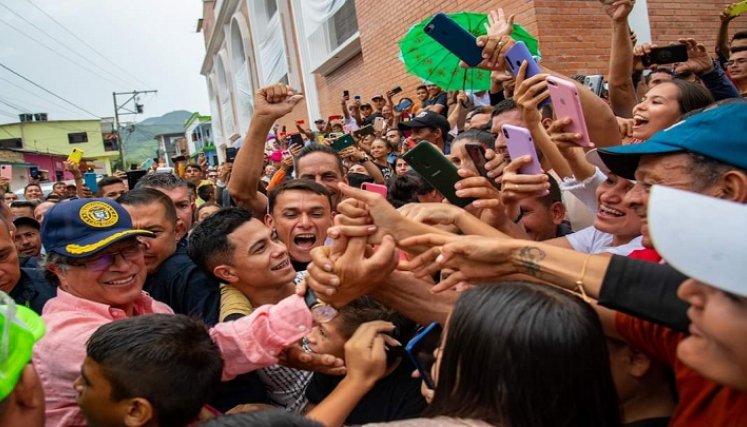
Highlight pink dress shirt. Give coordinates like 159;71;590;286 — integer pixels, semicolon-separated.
33;288;311;427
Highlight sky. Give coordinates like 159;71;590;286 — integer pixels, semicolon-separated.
0;0;210;125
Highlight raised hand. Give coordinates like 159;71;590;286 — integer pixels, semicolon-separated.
254;84;304;121
674;38;714;75
344;321;397;385
485;8;515;37
603;0;634;22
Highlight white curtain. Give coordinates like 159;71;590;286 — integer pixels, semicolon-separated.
258;14;288;84
300;0;347;35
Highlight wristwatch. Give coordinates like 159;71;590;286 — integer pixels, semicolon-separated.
304;289;338;323
358;155;370;164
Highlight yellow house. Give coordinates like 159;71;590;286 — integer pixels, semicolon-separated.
0;118;118;186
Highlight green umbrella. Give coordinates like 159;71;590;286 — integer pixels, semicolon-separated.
399;12;540;91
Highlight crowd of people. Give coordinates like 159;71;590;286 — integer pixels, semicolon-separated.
1;2;747;426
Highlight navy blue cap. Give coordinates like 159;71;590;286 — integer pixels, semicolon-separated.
41;198;153;258
598;103;747;180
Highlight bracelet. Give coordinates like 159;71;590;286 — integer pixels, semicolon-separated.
575;254;592;303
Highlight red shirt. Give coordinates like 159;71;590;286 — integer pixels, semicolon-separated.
616;313;747;426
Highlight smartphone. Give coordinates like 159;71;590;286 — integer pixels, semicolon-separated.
390;86;403;95
347;172;375;189
29;166;39;180
405;322;443;390
546;76;593;147
84;172;98;193
328;115;343;121
727;0;747;18
395;98;413;113
0;165;12;180
343;90;350;98
423;13;483;67
362;182;388;198
464;143;500;189
226;147;238;163
126;170;147;190
330;134;356;152
402;141;476;208
504;41;542;78
501;125;542;175
68;148;84;164
584;75;604;97
288;133;304;149
641;44;688;66
373;116;386;133
354;95;361;101
295;119;305;125
353;125;375;138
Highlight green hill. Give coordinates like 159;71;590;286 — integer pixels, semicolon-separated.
121;110;193;165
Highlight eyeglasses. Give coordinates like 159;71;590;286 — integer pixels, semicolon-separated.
66;243;144;272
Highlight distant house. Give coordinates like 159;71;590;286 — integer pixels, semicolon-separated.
0;116;118;190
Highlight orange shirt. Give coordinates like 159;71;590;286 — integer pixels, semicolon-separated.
616;312;747;427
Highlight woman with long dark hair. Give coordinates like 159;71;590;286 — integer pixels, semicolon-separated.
319;282;621;427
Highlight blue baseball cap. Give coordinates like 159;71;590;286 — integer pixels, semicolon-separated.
41;198;154;258
597;102;747;180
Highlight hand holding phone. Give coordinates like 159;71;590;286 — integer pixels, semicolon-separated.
501;125;542;175
0;165;12;181
84;172;98;193
405;322;442;389
641;44;688;66
362;182;388;198
373;117;386;132
330;134;356;152
464;143;501;190
402;141;477;208
68;148;84;165
546;76;592;147
424;13;483;67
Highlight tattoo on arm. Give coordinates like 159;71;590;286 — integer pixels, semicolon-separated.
516;246;546;277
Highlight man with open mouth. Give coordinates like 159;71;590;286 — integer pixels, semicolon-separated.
264;179;333;272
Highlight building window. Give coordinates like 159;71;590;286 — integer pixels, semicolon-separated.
0;138;22;149
298;0;360;74
250;0;289;85
68;132;88;144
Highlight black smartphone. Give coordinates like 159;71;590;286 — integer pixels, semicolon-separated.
402;141;476;208
423;13;483;67
29;166;39;180
226;147;238;163
642;44;688;66
126;170;147;189
343;90;350;98
347;172;375;189
405;322;443;389
390;86;403;95
288;133;304;149
353;125;375;138
464;143;500;189
330;134;356;152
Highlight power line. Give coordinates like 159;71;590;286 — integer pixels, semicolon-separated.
0;16;130;90
22;0;152;88
0;3;136;89
0;62;99;118
0;97;29;113
0;75;84;117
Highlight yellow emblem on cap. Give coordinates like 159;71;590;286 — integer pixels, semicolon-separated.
79;201;118;228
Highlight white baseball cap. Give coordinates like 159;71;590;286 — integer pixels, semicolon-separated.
648;185;747;297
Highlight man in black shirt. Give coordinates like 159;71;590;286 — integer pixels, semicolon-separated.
0;216;54;314
118;189;220;325
421;84;448;117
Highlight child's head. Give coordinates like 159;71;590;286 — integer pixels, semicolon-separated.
75;314;223;427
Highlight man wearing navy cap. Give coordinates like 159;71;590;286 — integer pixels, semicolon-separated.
32;198;316;425
597;101;747;249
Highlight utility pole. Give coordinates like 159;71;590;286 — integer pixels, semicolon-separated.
113;90;157;168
